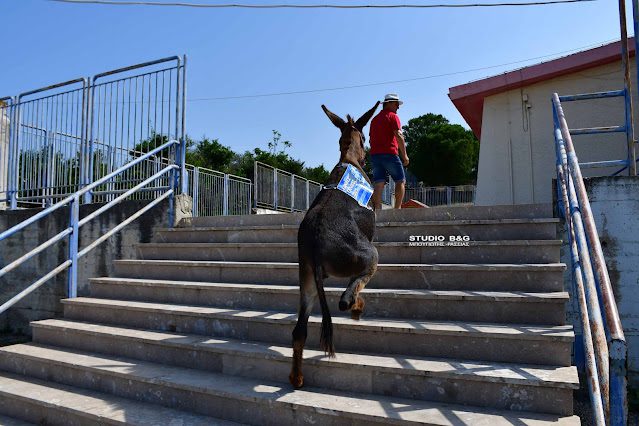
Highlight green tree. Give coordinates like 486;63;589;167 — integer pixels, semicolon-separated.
303;164;330;183
267;130;292;155
131;130;333;184
186;138;235;172
404;113;479;186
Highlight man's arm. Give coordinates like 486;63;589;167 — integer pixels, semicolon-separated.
395;129;409;167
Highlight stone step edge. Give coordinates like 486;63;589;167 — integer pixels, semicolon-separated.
0;371;239;426
89;277;570;303
32;319;579;390
0;413;34;426
0;344;579;426
165;217;560;232
113;259;567;271
137;240;563;248
61;297;574;342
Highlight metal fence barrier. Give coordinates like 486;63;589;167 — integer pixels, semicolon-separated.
254;161;321;211
404;185;475;206
254;160;475;211
187;165;252;216
0;139;179;314
0;56;186;210
0;98;10;209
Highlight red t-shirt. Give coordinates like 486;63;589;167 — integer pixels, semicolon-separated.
369;110;401;155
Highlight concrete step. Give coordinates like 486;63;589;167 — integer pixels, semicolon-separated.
113;260;566;292
31;319;579;415
0;343;579;425
136;241;561;264
0;413;34;426
157;218;559;244
179;203;554;228
0;371;237;426
61;298;574;366
89;278;569;325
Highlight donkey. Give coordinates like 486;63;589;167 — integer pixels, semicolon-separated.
289;102;380;389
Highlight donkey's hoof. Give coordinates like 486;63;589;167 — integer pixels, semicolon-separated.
289;372;304;389
339;294;355;311
339;300;350;311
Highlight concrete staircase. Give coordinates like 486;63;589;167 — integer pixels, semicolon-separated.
0;204;581;425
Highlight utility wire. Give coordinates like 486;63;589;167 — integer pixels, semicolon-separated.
49;0;596;9
187;38;617;102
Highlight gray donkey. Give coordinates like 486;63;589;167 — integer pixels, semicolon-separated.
289;102;380;389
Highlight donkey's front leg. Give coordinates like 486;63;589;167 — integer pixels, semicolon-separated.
289;261;317;388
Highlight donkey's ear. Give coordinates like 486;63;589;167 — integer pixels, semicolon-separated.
321;105;346;129
355;101;381;131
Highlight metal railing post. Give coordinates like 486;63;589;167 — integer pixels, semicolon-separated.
83;78;94;204
68;196;80;298
168;161;177;228
192;167;199;217
253;161;258;209
180;56;188;194
223;173;229;216
273;169;278;210
446;187;452;205
44;131;54;208
611;355;628;426
633;0;639;133
8;97;19;210
290;174;294;212
618;0;637;176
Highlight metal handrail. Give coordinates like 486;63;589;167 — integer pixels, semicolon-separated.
552;93;627;426
0;139;179;313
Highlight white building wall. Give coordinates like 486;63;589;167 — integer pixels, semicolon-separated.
475;61;636;205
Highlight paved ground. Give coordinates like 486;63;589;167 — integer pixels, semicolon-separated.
573;381;639;425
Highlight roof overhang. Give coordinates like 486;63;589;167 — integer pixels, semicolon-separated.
448;38;636;139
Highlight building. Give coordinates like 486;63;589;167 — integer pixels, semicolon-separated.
449;39;637;205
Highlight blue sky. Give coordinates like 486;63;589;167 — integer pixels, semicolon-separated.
0;0;631;169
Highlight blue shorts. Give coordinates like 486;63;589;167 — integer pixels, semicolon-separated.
371;154;406;184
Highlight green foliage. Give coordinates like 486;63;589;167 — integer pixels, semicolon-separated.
186;138;235;172
130;131;173;159
403;113;479;186
182;130;324;182
267;130;292;155
303;164;330;183
130;128;366;185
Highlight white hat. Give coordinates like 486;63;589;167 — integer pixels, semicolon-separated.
382;93;403;105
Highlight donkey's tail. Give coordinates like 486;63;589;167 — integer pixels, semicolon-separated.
314;261;335;357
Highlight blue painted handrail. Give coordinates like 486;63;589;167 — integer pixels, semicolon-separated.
552;93;627;426
0;139;179;313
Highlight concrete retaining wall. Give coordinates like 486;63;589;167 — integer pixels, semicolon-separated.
560;176;639;385
0;200;171;335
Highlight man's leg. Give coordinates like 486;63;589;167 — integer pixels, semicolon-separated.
394;181;405;209
372;182;385;211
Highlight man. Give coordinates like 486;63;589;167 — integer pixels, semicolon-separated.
369;93;409;210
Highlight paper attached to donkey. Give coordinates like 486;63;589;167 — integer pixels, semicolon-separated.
336;164;373;209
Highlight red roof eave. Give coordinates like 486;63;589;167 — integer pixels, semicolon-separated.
448;38;636;139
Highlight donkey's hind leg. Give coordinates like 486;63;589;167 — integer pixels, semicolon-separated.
289;260;317;388
342;269;375;321
340;250;378;321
